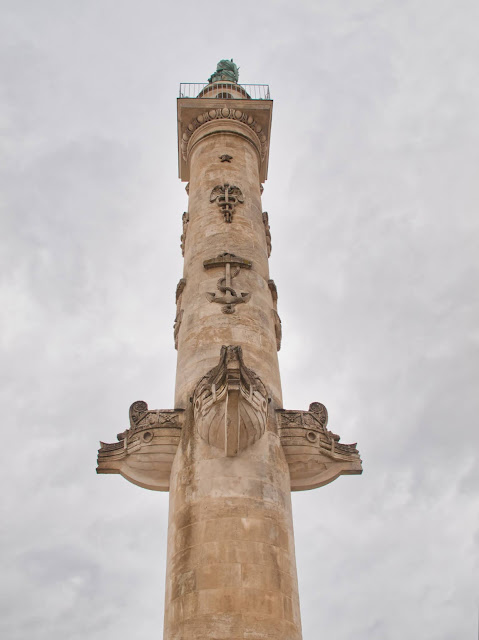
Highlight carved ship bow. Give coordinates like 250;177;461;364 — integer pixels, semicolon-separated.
278;402;362;490
193;345;268;457
97;401;184;491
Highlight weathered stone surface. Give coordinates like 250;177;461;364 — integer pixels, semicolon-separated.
168;95;300;639
177;99;273;182
174;116;281;409
163;404;302;640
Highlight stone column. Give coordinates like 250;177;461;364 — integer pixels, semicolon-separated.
174;121;281;408
163;96;302;639
96;73;362;640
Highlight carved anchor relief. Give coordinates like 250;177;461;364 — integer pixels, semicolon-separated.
204;253;252;314
210;184;244;222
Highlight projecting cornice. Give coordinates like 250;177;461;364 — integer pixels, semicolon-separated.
177;98;273;183
181;107;268;160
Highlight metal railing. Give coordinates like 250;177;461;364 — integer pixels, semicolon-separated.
179;83;271;100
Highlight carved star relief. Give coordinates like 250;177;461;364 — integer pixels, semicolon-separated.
219;154;233;162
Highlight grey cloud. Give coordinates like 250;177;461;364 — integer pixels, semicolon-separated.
1;0;478;638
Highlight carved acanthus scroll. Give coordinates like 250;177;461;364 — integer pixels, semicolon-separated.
278;402;362;491
193;346;268;457
204;253;252;314
97;401;184;491
210;184;244;222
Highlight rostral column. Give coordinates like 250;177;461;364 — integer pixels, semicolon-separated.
97;60;362;640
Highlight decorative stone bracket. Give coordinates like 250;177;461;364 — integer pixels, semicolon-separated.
97;401;184;491
193;345;268;457
278;402;362;490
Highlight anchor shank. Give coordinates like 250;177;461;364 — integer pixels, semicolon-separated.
225;262;231;289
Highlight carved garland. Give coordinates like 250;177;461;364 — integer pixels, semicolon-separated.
180;107;268;161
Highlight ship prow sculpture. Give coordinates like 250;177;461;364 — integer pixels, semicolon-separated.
97;59;361;640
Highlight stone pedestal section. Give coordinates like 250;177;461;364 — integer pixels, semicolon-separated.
97;69;362;640
164;402;302;639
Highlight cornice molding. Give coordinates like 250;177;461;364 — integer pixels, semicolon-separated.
180;107;268;162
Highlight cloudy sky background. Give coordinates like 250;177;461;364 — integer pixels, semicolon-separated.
1;1;478;638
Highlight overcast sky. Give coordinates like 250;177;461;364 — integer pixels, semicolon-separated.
1;1;478;638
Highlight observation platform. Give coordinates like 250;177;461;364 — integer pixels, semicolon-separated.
177;81;273;182
179;82;271;100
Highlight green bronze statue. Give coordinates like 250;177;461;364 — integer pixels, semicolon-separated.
208;59;239;84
